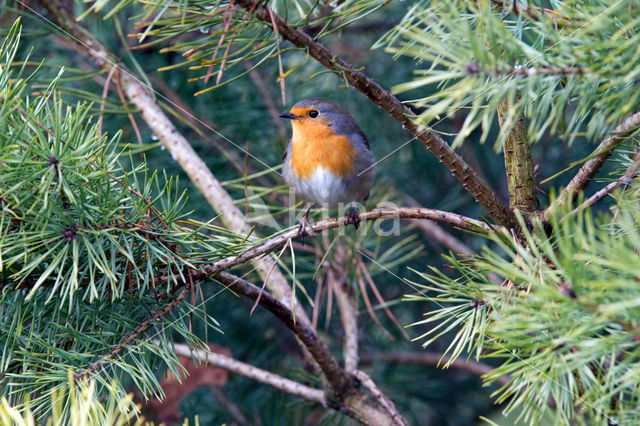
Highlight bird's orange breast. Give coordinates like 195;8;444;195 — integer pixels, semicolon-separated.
290;120;356;179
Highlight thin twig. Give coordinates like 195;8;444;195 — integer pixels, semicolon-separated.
114;70;143;144
355;259;393;339
267;5;286;105
97;65;117;136
358;259;410;340
172;342;326;404
547;111;640;218
77;280;191;380
195;207;493;282
235;0;516;229
404;195;475;255
570;150;640;215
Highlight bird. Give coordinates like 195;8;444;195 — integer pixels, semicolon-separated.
279;98;375;234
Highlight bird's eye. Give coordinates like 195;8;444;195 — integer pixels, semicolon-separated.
308;110;319;118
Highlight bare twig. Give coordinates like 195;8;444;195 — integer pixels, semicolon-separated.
172;342;326;404
97;65;116;136
412;219;474;255
235;0;516;229
210;387;249;425
215;272;346;390
571;150;640;215
361;351;511;387
358;258;410;340
196;207;493;282
498;98;539;212
546;111;640;217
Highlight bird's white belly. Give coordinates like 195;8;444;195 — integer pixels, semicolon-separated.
293;167;346;207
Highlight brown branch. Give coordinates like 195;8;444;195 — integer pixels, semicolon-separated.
172;342;326;404
498;98;539;212
234;0;516;229
215;272;346;391
570;150;640;215
546;111;640;218
214;272;406;425
76;281;191;380
361;351;511;387
196;207;492;281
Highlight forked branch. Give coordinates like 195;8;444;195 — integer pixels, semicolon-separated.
214;272;407;425
546;111;640;217
234;0;516;229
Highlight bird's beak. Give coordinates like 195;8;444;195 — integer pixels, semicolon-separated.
278;112;300;119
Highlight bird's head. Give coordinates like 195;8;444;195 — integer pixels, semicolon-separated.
279;98;357;140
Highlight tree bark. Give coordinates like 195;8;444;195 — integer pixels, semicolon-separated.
498;98;539;213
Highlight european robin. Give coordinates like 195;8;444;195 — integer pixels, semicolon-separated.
279;98;375;230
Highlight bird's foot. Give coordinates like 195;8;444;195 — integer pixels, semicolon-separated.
297;206;314;244
346;206;360;230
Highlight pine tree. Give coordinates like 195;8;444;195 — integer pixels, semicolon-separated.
1;0;639;424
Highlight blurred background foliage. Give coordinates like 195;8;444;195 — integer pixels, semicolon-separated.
1;0;638;424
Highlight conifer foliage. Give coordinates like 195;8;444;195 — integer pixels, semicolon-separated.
1;0;639;424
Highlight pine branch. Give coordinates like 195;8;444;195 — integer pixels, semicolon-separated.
77;280;192;380
467;63;587;76
172;342;326;404
352;370;408;426
498;98;540;212
234;0;517;229
39;0;309;328
215;272;346;390
196;207;492;282
570;150;640;216
546;111;640;217
214;272;406;425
